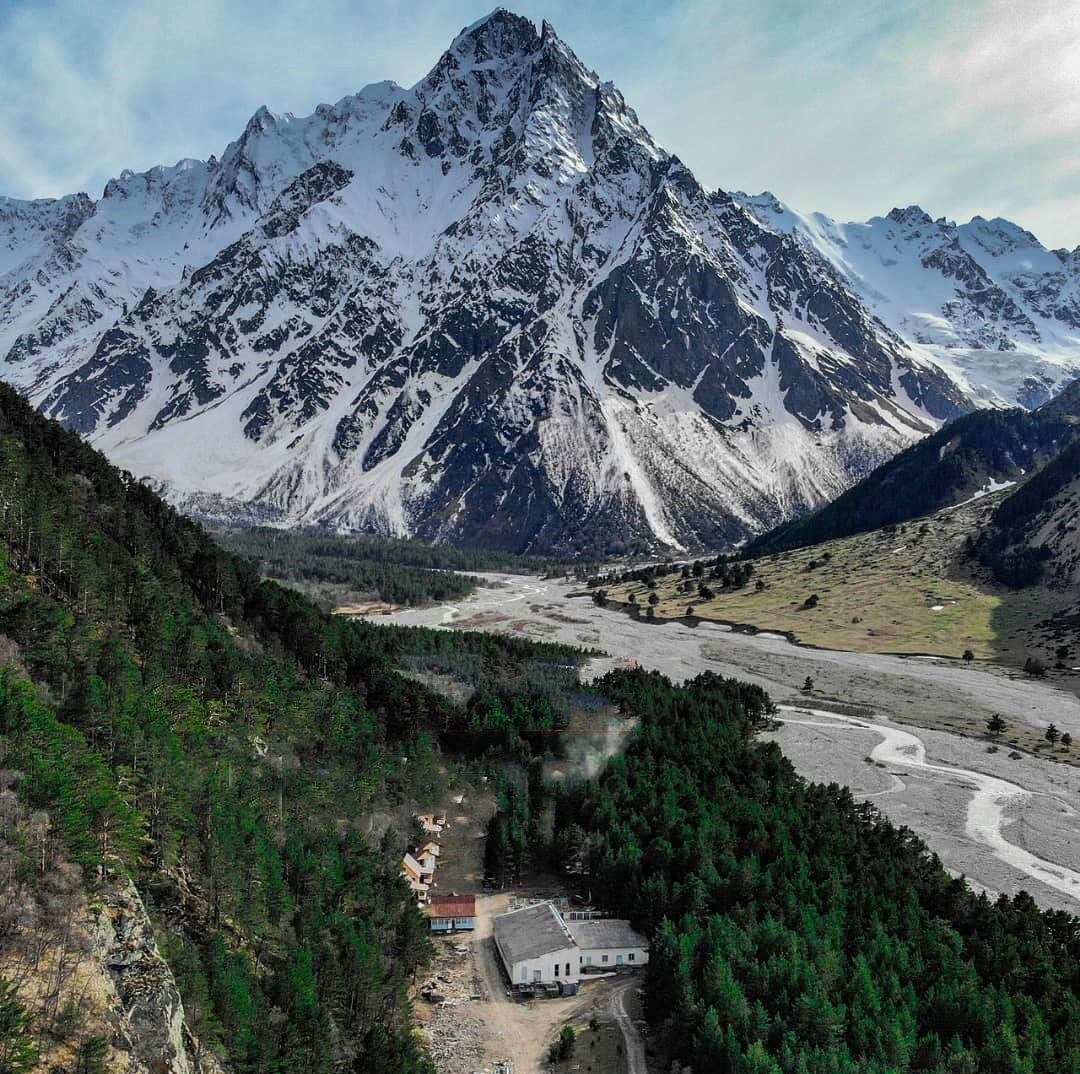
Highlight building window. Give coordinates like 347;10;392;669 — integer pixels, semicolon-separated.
554;964;560;977
566;963;570;976
521;967;527;982
628;953;636;962
601;955;609;963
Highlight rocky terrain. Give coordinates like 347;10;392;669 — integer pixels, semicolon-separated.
0;785;218;1074
4;10;1047;555
737;194;1080;408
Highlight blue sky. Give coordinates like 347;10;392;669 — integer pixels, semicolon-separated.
1;0;1078;246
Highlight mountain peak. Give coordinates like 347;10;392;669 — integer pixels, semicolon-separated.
452;9;539;61
6;11;1079;556
886;205;933;228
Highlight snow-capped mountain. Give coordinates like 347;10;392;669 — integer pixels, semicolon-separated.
0;10;986;553
736;195;1080;410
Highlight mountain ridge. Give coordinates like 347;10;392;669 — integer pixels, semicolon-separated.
747;377;1080;558
5;10;1076;553
735;190;1080;409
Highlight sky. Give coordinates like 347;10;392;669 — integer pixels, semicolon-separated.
1;0;1078;247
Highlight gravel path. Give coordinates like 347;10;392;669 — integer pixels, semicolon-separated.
610;980;646;1074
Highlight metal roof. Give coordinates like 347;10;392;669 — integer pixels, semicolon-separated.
429;894;476;916
494;902;577;965
565;918;646;951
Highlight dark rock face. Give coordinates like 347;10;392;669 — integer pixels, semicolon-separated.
41;328;153;434
94;878;196;1074
0;11;993;553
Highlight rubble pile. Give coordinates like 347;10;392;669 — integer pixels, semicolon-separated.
417;941;493;1074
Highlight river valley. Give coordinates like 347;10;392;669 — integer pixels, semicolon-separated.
377;573;1080;914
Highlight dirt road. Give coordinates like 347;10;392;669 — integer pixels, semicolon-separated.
610;979;646;1074
443;895;594;1074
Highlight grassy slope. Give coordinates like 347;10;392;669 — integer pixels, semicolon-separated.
608;494;1043;659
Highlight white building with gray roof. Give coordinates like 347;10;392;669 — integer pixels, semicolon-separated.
492;901;648;990
566;917;649;973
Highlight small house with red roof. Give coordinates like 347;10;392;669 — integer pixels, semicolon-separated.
428;894;476;932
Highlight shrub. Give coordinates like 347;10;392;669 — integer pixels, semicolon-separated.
549;1025;576;1062
1024;656;1047;678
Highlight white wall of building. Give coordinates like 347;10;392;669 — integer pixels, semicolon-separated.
579;945;649;970
504;944;581;986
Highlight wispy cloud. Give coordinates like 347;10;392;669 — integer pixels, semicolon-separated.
0;0;1076;246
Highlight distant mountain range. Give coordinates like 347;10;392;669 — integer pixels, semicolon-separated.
736;196;1080;410
2;9;1077;553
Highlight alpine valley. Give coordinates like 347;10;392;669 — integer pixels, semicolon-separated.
2;10;1078;554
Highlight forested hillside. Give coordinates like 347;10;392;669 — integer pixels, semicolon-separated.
2;369;1078;1073
0;382;581;1072
747;399;1080;556
215;528;570;609
556;670;1080;1073
975;438;1080;587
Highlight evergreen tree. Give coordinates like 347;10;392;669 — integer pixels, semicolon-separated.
0;979;36;1074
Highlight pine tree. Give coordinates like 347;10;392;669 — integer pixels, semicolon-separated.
0;978;37;1074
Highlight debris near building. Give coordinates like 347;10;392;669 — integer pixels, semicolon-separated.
414;939;489;1074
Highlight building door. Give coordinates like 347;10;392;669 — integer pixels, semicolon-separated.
616;954;624;965
532;969;541;983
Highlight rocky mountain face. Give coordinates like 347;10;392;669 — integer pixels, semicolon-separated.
0;779;218;1074
0;10;1039;554
736;195;1080;411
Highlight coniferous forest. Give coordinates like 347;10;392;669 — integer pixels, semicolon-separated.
556;669;1080;1073
0;383;578;1071
215;527;572;609
0;379;1077;1072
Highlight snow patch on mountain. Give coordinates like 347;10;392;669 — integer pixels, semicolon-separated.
0;10;1041;553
